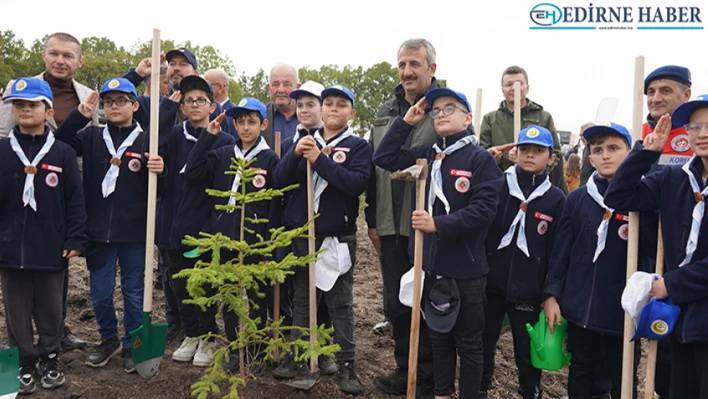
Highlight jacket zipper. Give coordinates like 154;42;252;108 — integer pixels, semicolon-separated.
504;195;516;300
582;262;598;328
20;135;41;268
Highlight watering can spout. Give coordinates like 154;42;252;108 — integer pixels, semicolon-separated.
526;322;546;361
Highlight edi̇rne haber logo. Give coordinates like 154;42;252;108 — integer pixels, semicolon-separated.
530;3;704;30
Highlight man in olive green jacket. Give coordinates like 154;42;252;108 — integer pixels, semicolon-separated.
480;65;567;193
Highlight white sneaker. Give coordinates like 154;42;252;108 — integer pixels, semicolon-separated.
172;337;199;362
192;340;213;367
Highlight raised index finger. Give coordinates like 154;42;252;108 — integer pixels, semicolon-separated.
212;112;226;125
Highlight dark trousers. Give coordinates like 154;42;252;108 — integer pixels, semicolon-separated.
158;249;180;327
268;246;294;327
62;268;68;324
290;236;356;363
670;336;708;398
481;293;541;399
380;235;433;384
1;269;65;367
567;323;640;399
164;250;218;338
655;337;672;398
429;276;486;399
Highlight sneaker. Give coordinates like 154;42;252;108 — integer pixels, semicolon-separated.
192;340;213;367
372;320;391;335
272;353;309;379
318;355;337;375
172;337;199;362
166;323;182;342
222;352;239;374
122;348;136;373
374;368;407;395
335;362;364;395
19;365;36;394
38;353;65;389
85;337;120;367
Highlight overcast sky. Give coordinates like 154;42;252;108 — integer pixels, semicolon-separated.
2;0;706;138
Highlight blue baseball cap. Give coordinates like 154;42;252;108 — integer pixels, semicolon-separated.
225;97;267;120
425;88;472;113
630;297;680;341
517;125;553;148
2;78;54;107
100;78;137;98
672;98;708;127
582;122;633;147
166;47;198;70
321;84;355;108
644;65;691;94
179;75;214;102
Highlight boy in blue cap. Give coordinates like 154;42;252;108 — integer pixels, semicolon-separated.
186;97;278;375
54;77;164;373
0;77;88;394
374;88;504;399
604;103;708;398
272;84;371;395
543;123;650;399
156;75;234;367
481;125;566;399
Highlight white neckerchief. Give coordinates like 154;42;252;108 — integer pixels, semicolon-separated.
227;136;271;211
679;157;708;267
293;122;324;144
586;172;615;262
429;135;477;214
311;127;356;213
497;167;553;256
8;130;56;211
179;121;199;174
102;124;143;197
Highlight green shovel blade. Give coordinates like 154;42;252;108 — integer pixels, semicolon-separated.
130;312;167;379
183;247;203;259
0;347;19;398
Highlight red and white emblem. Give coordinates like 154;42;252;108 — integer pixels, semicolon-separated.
454;177;470;193
45;172;59;188
618;223;629;241
252;174;266;188
671;134;690;152
128;159;142;172
332;150;347;164
537;220;548;236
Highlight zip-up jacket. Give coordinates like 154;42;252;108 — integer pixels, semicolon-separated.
0;128;88;270
273;126;371;238
605;143;708;343
485;166;566;303
373;117;503;279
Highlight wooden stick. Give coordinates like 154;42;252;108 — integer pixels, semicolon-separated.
621;55;644;399
474;88;482;137
273;131;281;363
306;161;317;373
406;159;428;399
513;82;521;142
644;222;664;399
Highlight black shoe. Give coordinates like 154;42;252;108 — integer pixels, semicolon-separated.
272;353;309;379
61;326;87;350
86;337;120;368
38;353;65;389
166;323;182;342
374;368;407;395
478;391;489;399
122;348;136;373
318;355;337;375
19;365;36;394
223;352;239;374
335;361;364;395
247;359;266;377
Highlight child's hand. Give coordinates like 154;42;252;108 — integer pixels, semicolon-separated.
508;147;518;164
302;141;321;163
403;98;428;126
543;296;563;334
295;136;315;156
645;113;671;152
650;277;669;299
135;57;153;78
78;91;99;119
368;228;382;255
145;153;164;174
168;90;181;104
207;113;225;136
411;210;437;233
62;249;81;258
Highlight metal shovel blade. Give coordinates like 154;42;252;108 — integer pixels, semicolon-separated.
130;312;168;379
284;371;320;390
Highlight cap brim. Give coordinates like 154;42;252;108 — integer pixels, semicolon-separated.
289;89;320;100
424;301;460;333
179;76;213;97
516;139;552;148
672;100;708;127
425;88;470;112
2;95;53;107
165;49;185;62
321;88;354;106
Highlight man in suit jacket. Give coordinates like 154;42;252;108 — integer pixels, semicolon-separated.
204;68;235;110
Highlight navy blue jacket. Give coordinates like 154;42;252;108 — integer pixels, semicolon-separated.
55;110;154;243
544;173;656;335
186;136;279;246
273;126;371;238
0;128;88;271
485;166;566;303
373;117;503;279
159;124;235;250
605;143;708;343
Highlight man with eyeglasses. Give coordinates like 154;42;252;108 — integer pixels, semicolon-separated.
260;63;301;148
366;38;440;399
204;69;235;110
480;65;567;194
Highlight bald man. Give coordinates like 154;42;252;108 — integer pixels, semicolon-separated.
204;69;234;110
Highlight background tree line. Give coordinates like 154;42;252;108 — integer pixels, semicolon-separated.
0;30;446;134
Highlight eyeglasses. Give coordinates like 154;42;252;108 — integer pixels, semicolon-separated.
101;97;133;107
429;104;468;119
183;98;211;107
685;123;708;135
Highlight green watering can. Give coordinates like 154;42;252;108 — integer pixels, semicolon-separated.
525;310;571;371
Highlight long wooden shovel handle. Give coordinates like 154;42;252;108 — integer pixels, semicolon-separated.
307;160;317;373
513;82;521;143
273;131;281;362
644;222;664;399
474;88;482;138
143;29;161;313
